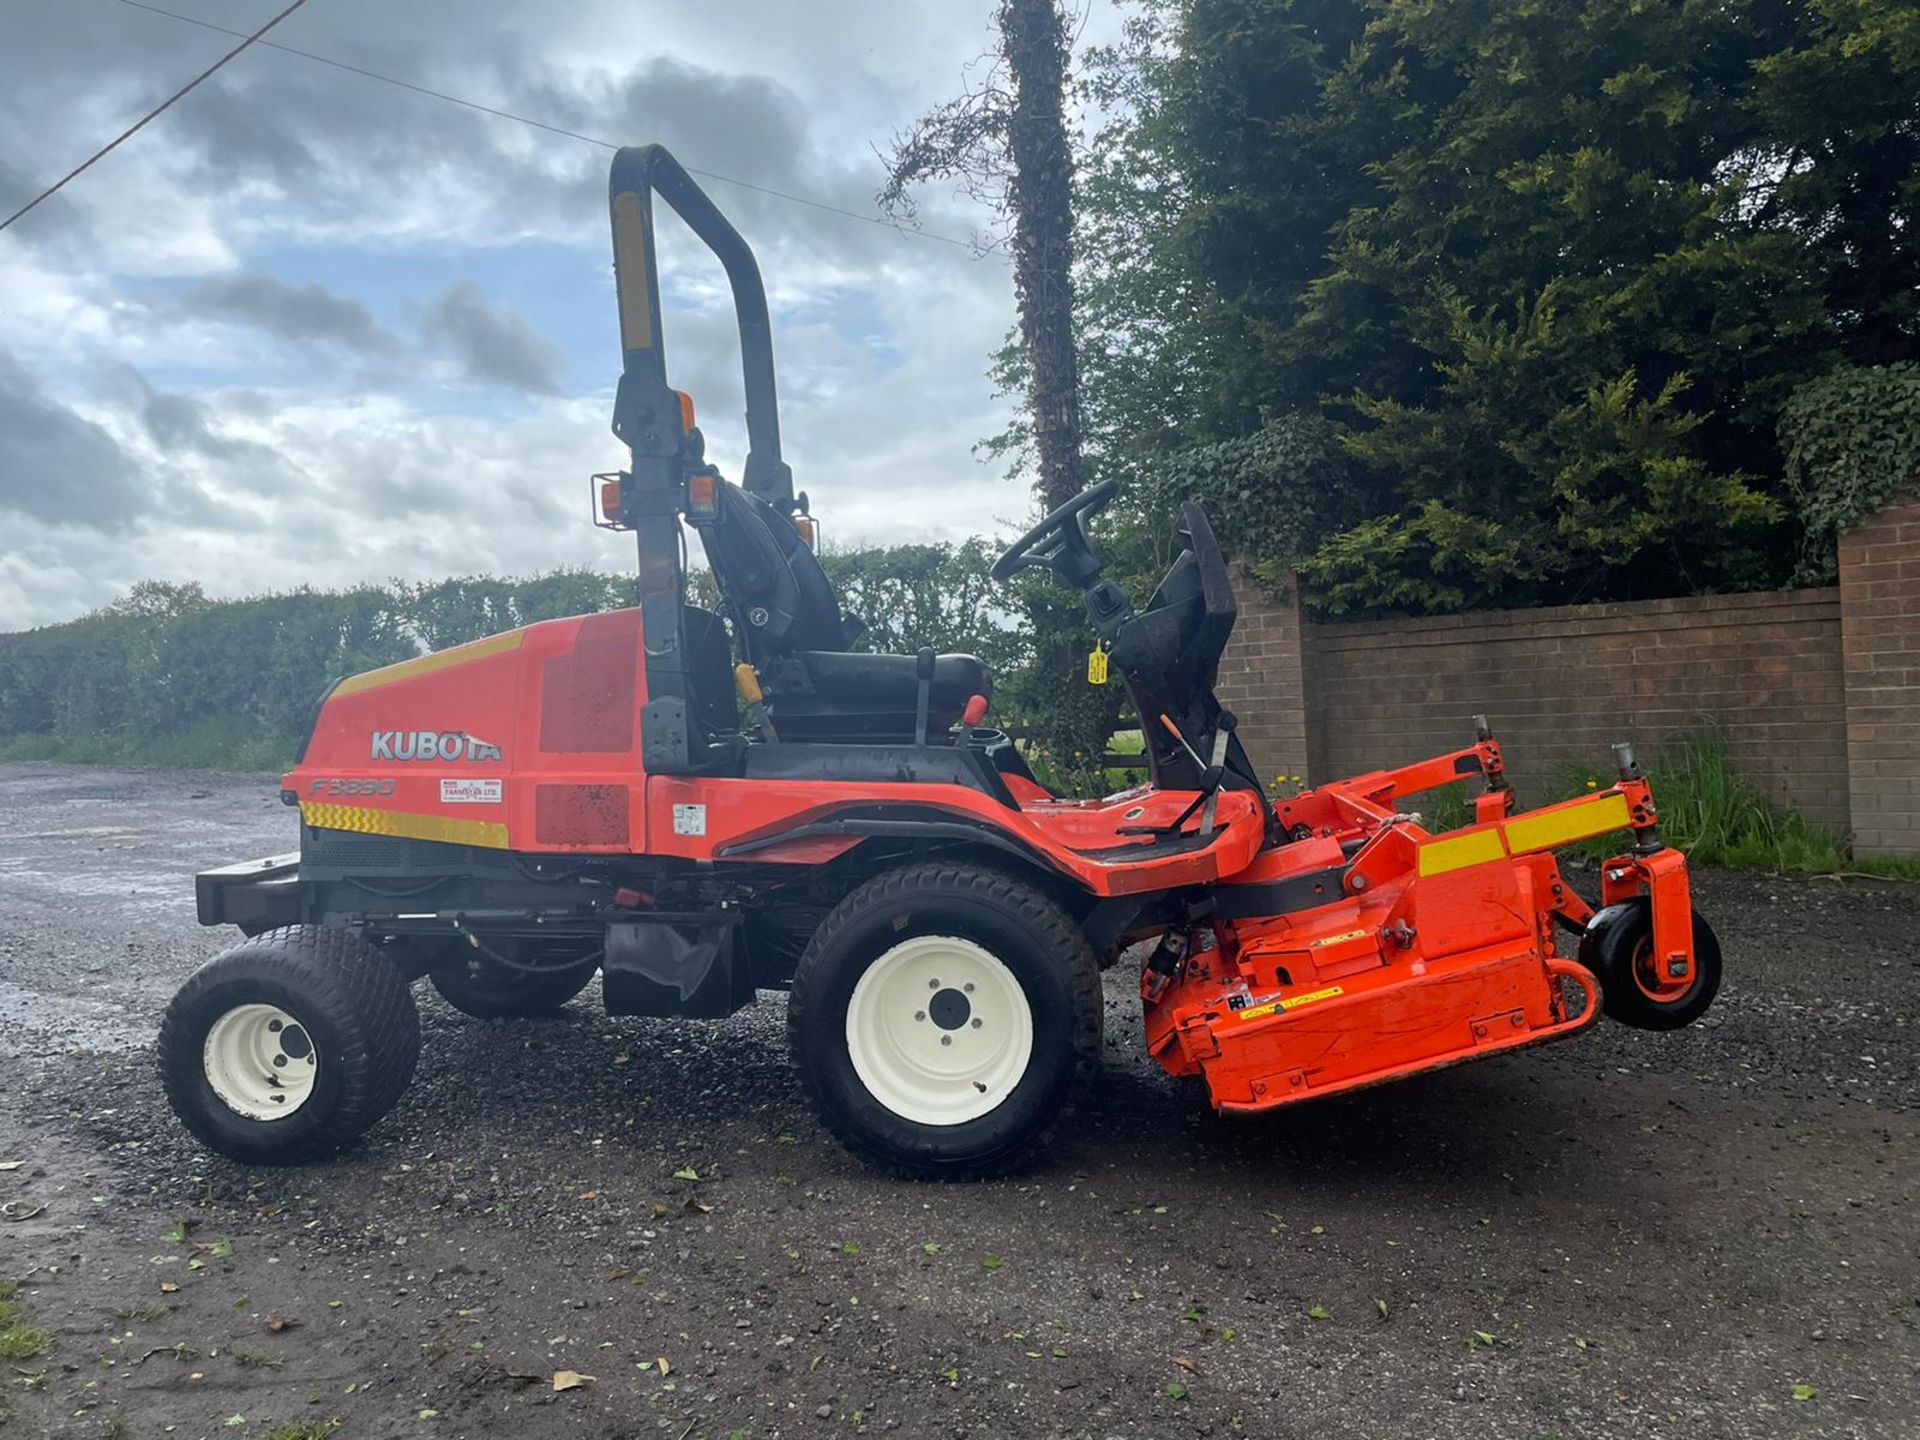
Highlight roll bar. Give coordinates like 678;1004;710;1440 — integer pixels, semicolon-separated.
607;144;794;509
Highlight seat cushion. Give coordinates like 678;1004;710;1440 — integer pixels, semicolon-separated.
762;651;990;741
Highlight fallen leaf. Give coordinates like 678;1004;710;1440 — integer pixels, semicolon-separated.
982;1254;1004;1270
553;1370;595;1392
685;1198;713;1214
1374;1298;1389;1320
1166;1383;1189;1400
1308;1306;1331;1321
656;1356;672;1377
1172;1355;1202;1377
209;1239;234;1259
922;1242;942;1256
0;1161;22;1171
223;1417;246;1428
842;1242;861;1255
159;1282;180;1294
671;1167;700;1181
651;1202;670;1219
1471;1330;1496;1348
265;1314;301;1334
163;1220;194;1244
418;1408;440;1419
577;1190;598;1202
1791;1383;1817;1402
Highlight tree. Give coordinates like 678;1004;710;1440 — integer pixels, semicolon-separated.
881;0;1084;511
882;1;1115;789
1073;0;1920;615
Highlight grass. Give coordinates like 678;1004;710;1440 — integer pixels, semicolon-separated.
0;1283;51;1361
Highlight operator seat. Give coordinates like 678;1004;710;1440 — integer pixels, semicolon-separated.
695;481;989;742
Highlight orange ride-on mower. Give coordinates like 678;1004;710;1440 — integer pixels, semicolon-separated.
163;146;1721;1177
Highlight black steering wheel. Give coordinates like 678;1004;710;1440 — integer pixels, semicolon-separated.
990;479;1121;585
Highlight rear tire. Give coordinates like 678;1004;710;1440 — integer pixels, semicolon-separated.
1580;898;1722;1031
788;861;1101;1179
158;926;420;1164
427;940;599;1019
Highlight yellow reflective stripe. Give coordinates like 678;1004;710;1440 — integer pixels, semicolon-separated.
1503;791;1632;855
612;191;655;350
330;630;524;699
300;801;509;850
1418;827;1507;876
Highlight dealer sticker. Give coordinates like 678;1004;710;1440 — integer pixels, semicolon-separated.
440;778;503;805
672;803;707;836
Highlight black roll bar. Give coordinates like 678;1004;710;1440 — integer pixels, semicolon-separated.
607;145;794;509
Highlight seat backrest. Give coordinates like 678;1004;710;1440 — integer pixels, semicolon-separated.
695;481;849;661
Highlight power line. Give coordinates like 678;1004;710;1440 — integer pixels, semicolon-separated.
1;0;308;234
111;0;984;253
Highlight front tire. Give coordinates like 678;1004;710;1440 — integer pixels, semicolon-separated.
158;927;420;1164
787;861;1101;1179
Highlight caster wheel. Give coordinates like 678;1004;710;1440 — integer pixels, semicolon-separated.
1580;898;1722;1031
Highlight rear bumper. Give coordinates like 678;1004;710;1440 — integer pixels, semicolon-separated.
195;852;302;931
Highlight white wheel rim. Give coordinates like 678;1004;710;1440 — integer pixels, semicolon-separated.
203;1004;319;1121
844;935;1034;1126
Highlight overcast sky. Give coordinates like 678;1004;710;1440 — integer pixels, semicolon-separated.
0;0;1107;630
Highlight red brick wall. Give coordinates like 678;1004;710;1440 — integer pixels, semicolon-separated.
1840;497;1920;857
1243;590;1851;830
1214;571;1310;788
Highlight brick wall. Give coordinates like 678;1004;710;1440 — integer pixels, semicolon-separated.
1296;590;1852;828
1212;497;1919;855
1213;570;1310;787
1840;497;1920;856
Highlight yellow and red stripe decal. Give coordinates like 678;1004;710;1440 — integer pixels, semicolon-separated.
1418;790;1633;877
300;801;510;850
329;630;524;700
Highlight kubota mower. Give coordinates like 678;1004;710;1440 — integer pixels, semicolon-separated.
163;145;1721;1177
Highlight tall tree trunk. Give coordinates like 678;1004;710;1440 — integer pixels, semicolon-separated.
1001;0;1083;512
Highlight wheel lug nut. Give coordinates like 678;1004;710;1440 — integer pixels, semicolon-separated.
963;982;974;993
914;1010;926;1022
268;1019;282;1033
928;978;940;989
940;1035;952;1046
971;1018;983;1029
273;1054;287;1068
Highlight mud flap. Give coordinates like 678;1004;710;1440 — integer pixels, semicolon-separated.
602;915;753;1018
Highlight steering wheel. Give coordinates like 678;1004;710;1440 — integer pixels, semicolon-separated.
990;479;1121;584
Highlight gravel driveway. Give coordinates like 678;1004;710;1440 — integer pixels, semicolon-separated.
1;762;1915;1439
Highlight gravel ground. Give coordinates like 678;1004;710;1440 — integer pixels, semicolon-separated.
1;761;1916;1440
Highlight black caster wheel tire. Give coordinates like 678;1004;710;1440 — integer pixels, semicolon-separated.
158;926;420;1164
788;860;1102;1180
1579;897;1722;1031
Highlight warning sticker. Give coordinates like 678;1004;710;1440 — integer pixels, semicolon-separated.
1234;985;1345;1023
440;778;502;804
672;803;707;836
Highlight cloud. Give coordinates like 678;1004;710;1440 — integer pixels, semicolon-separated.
421;281;566;393
0;351;146;532
0;0;1044;631
179;273;398;356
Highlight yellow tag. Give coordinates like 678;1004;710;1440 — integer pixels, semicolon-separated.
1087;648;1109;685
